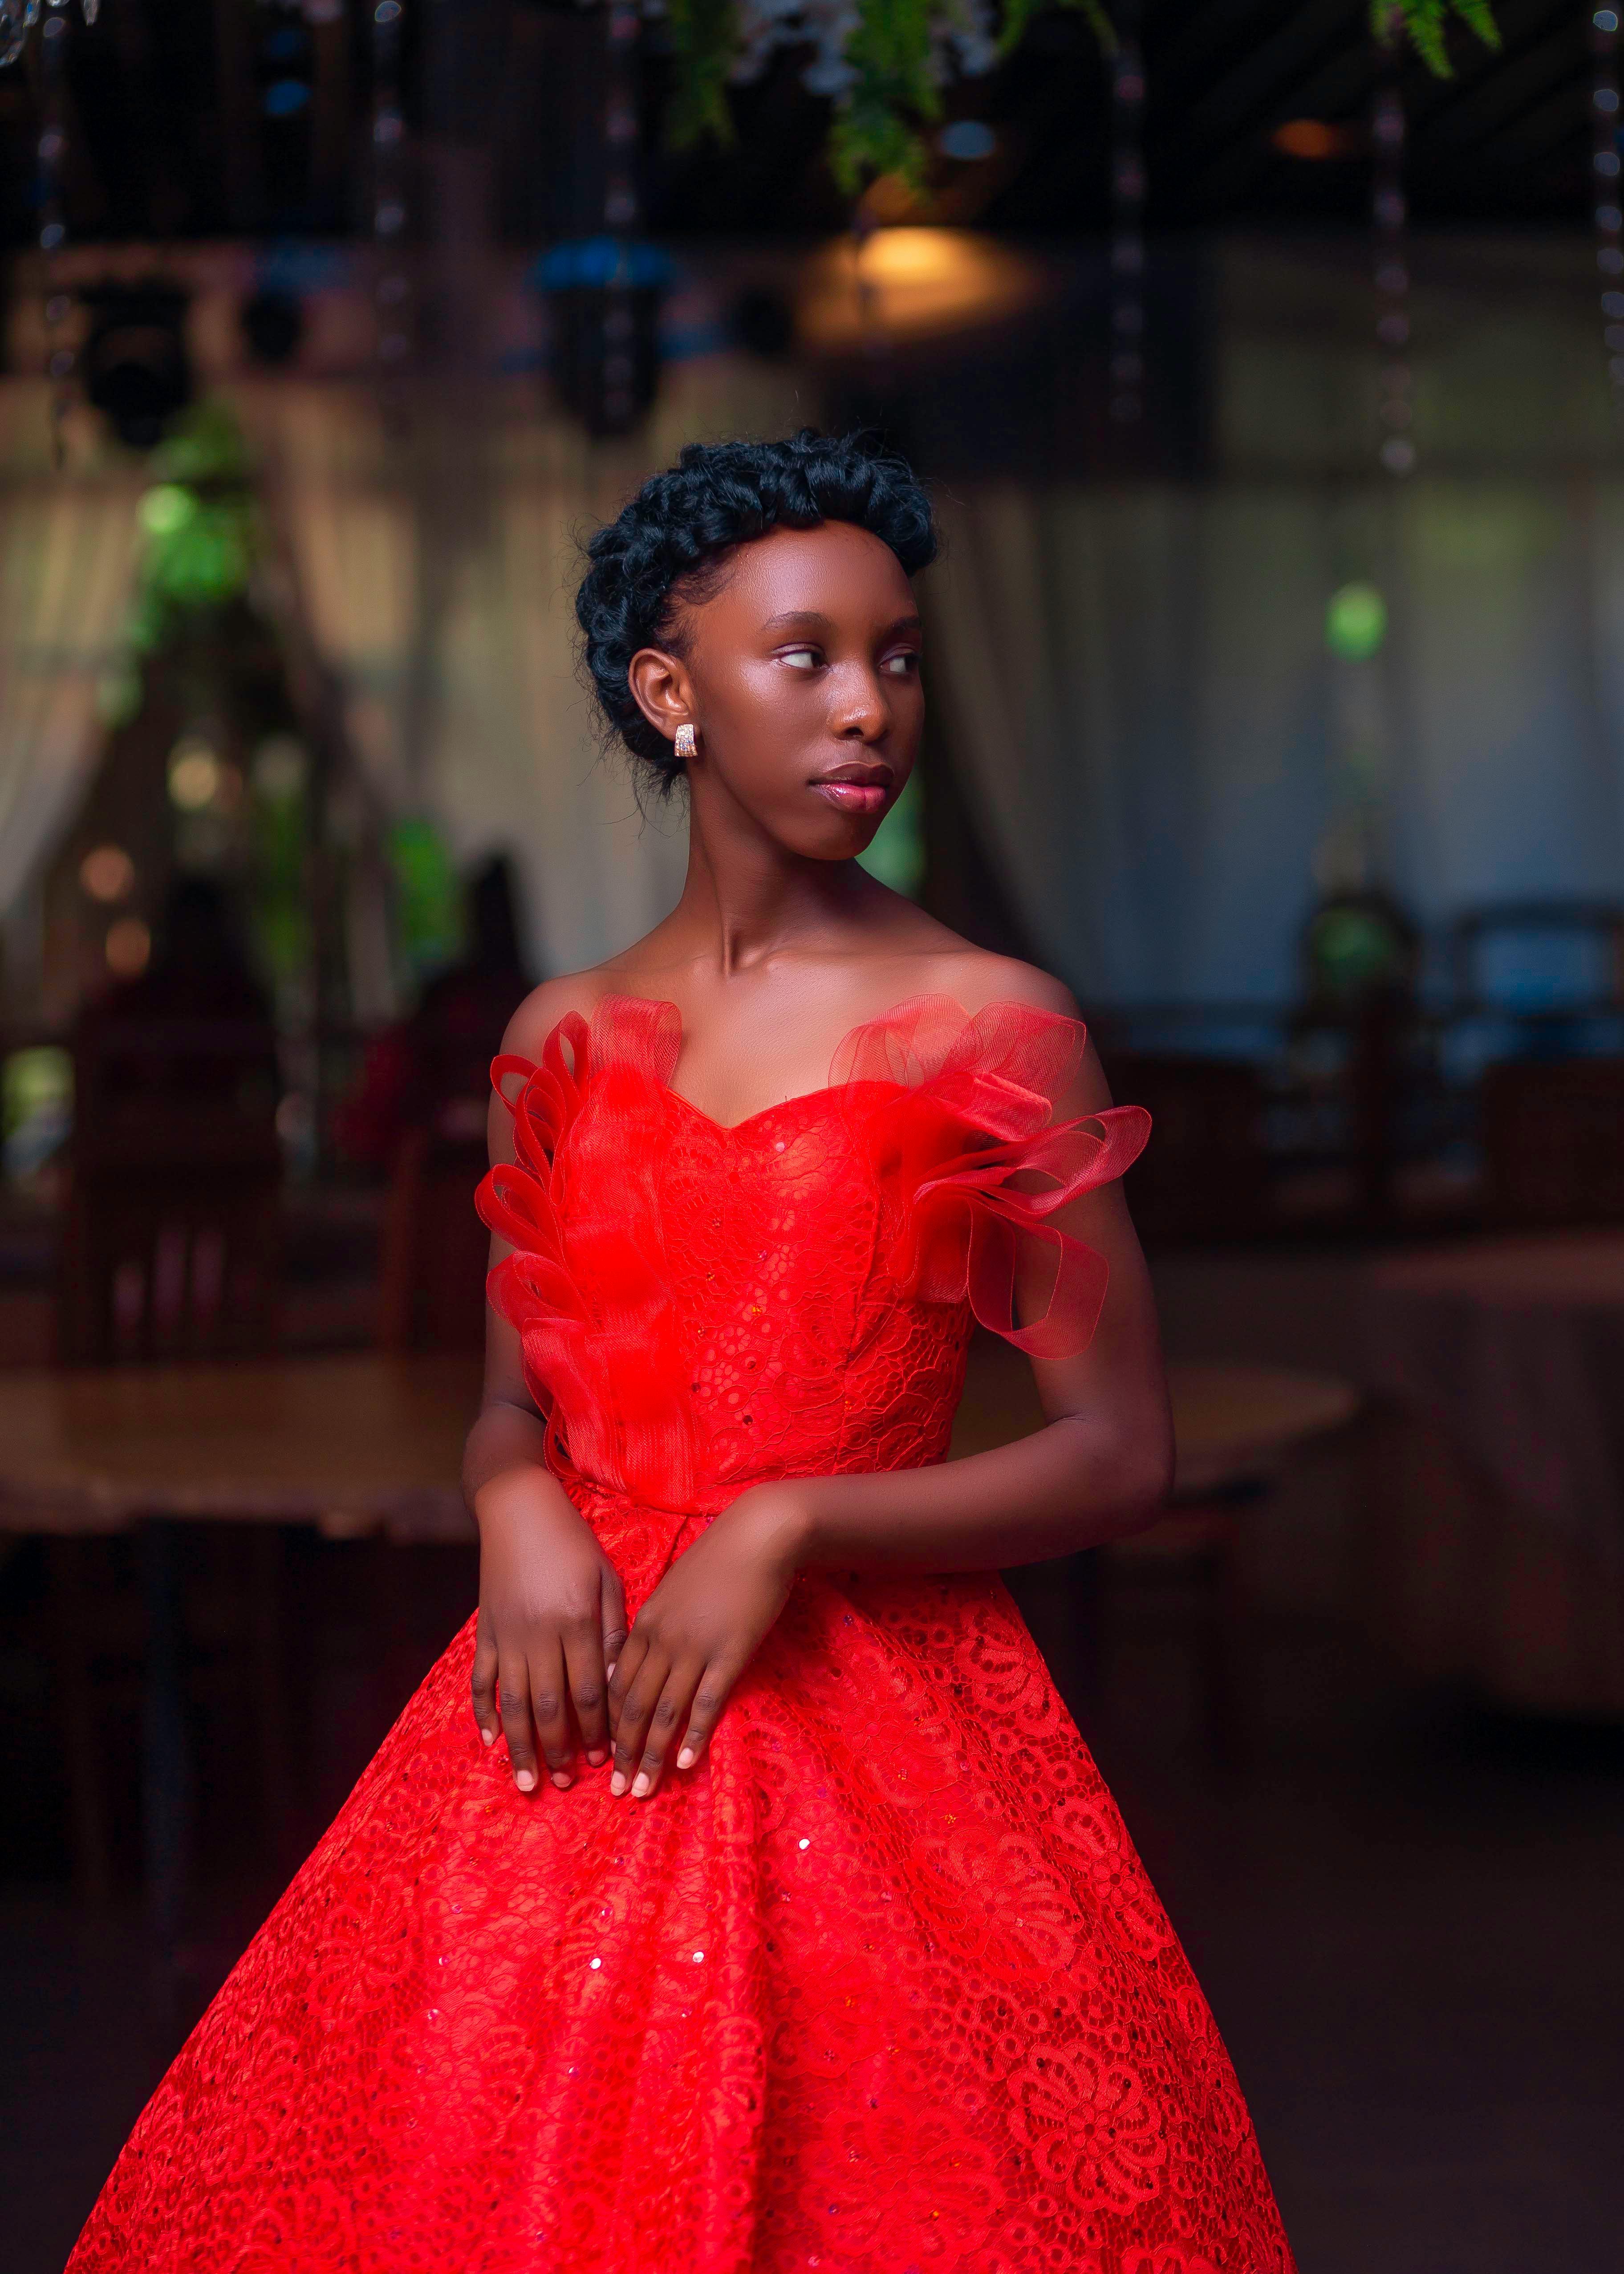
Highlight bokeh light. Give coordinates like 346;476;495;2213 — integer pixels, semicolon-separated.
1325;582;1388;662
168;736;223;811
105;918;152;978
138;483;196;538
79;845;135;904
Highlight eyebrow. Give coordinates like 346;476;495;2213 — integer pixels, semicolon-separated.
760;610;924;639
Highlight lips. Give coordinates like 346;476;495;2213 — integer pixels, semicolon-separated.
811;765;892;816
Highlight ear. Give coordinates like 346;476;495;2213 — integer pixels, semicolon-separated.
627;646;695;747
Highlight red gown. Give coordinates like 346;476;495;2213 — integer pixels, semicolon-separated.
69;995;1295;2274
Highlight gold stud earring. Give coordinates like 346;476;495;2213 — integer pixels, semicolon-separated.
674;723;697;761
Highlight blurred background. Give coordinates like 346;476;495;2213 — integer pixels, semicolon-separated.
0;1;1621;2267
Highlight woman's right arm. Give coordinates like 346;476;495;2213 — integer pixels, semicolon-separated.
462;981;626;1793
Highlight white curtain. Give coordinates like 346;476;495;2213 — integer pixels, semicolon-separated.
926;478;1624;1005
0;384;142;922
237;356;814;979
232;379;420;808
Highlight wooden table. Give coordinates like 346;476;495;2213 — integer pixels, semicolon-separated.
0;1352;484;1974
0;1351;485;1542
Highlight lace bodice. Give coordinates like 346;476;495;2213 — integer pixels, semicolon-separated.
478;993;1151;1515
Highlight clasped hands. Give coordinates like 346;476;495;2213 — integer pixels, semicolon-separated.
471;1470;810;1801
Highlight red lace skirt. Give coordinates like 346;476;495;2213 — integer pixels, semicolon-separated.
68;1490;1295;2274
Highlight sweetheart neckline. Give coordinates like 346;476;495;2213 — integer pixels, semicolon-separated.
586;990;1088;1138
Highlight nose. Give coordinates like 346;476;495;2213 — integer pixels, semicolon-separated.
828;662;891;743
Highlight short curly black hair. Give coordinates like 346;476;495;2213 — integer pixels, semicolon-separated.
575;429;936;793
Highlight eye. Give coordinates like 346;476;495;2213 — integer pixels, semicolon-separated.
881;649;921;677
780;645;820;671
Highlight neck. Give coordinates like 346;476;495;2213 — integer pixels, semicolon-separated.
666;784;877;979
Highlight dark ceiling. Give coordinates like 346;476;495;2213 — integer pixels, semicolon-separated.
0;0;1597;252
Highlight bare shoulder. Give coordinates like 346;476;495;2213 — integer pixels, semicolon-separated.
926;945;1082;1025
498;967;618;1060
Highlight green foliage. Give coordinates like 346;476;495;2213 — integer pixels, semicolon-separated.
387;816;464;981
127;401;261;654
662;0;1502;195
666;0;741;146
832;0;943;194
1378;0;1500;76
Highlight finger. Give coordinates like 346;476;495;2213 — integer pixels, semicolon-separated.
633;1659;703;1799
497;1655;540;1794
471;1615;499;1748
562;1619;611;1768
528;1640;578;1789
609;1646;668;1796
600;1565;629;1685
675;1658;738;1772
605;1628;650;1745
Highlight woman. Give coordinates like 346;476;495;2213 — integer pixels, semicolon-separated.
70;433;1295;2273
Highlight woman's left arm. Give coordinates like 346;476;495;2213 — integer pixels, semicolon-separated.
605;1032;1173;1797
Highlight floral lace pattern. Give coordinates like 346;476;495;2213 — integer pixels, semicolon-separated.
69;997;1293;2274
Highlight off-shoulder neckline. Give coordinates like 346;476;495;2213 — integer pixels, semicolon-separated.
577;989;1087;1139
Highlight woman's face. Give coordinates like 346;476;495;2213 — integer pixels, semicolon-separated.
628;520;925;861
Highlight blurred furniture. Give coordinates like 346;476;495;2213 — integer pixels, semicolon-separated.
953;1333;1359;1754
377;1102;491;1354
1478;1057;1624;1226
1107;1362;1360;1758
1294;889;1422;1223
61;1018;283;1363
1100;1052;1269;1247
1449;899;1624;1012
6;1351;479;2007
0;1352;481;1539
1363;1234;1624;1716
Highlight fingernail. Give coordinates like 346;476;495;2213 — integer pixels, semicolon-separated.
479;1726;495;1747
515;1769;536;1792
551;1771;572;1790
609;1771;627;1797
677;1747;696;1769
631;1772;651;1799
586;1748;608;1766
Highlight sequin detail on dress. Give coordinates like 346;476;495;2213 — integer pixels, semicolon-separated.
68;995;1294;2274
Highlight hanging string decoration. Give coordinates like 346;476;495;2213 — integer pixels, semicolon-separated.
1108;5;1146;426
1593;4;1624;413
371;0;412;396
0;2;1503;206
1;0;98;72
602;0;644;430
1372;79;1414;476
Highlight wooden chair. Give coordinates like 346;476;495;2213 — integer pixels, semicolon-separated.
376;1099;492;1356
1097;1051;1269;1248
1479;1057;1624;1227
51;1017;290;1944
60;1019;283;1364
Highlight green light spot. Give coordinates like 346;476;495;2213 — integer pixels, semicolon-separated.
1326;582;1387;662
138;484;197;538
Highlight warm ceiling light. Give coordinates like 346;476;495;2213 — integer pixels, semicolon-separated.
1273;118;1358;160
798;230;1044;352
80;845;135;904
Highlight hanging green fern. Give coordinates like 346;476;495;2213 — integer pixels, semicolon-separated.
663;0;1502;194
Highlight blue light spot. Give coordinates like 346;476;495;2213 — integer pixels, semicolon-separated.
264;79;311;119
938;119;997;162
